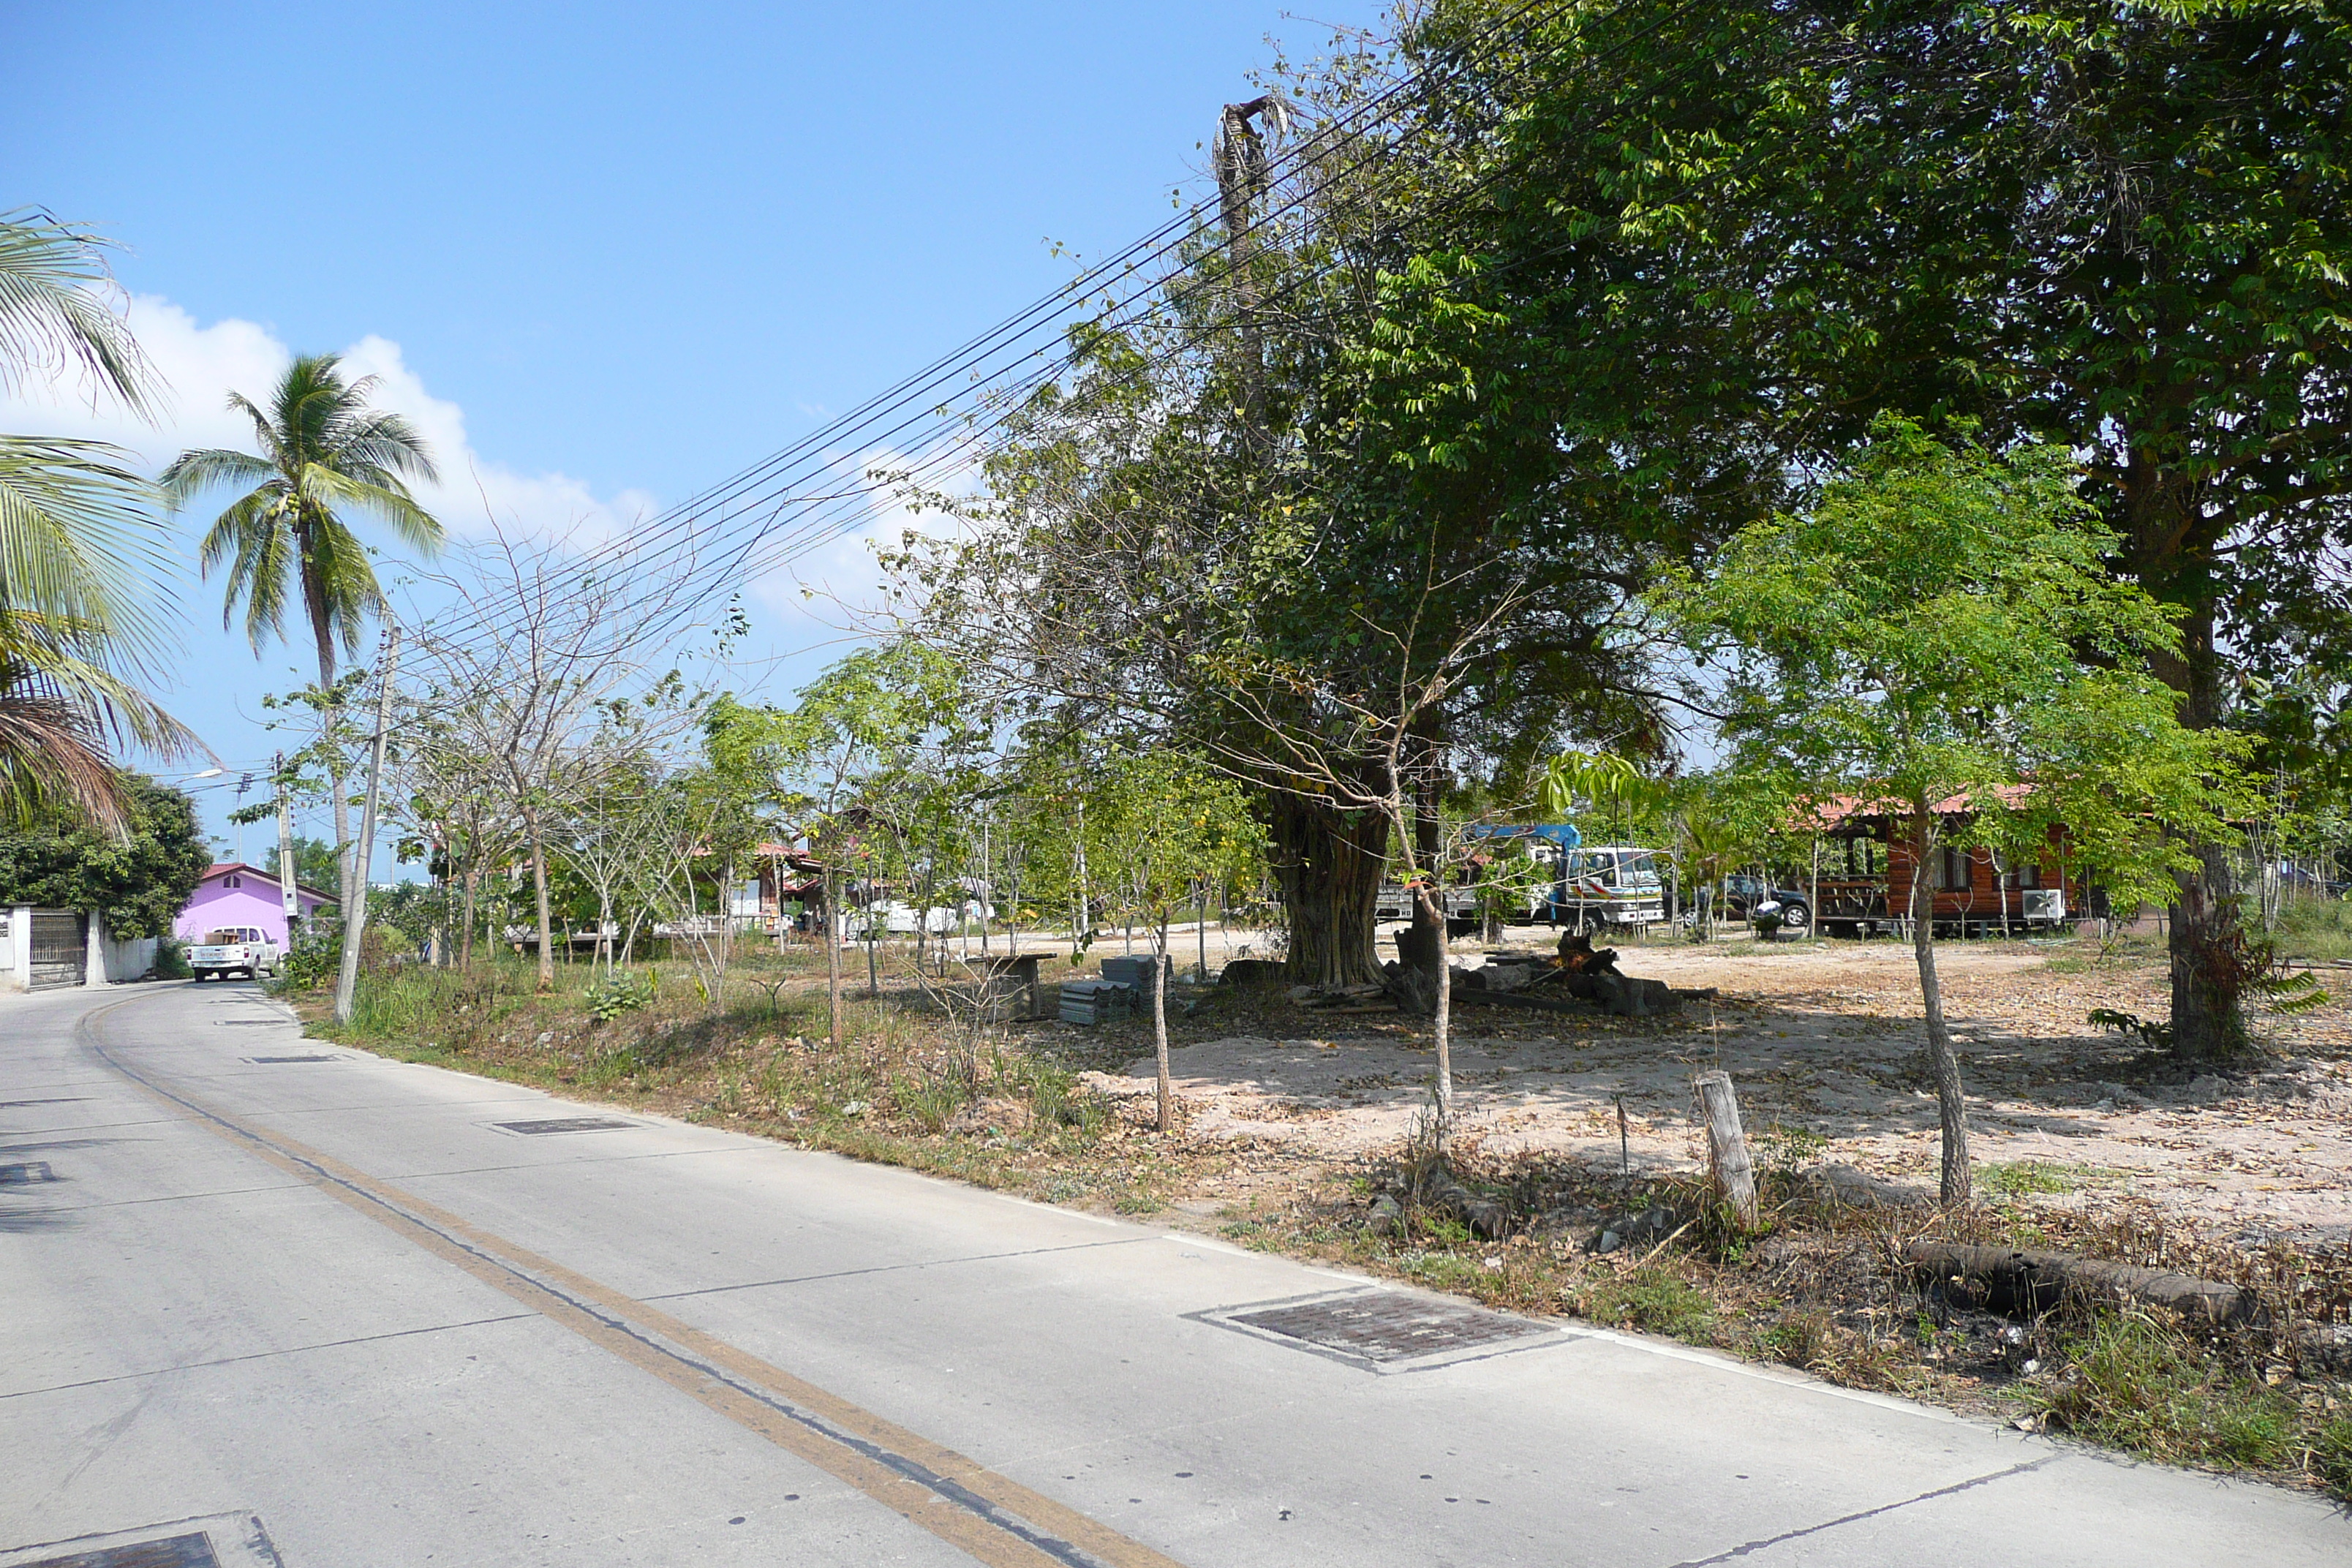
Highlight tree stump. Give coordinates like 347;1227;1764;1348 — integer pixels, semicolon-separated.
1694;1071;1759;1228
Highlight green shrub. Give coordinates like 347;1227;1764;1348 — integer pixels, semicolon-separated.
2274;895;2352;964
585;970;655;1021
1579;1266;1716;1341
280;927;341;990
2038;1313;2294;1471
1980;1161;2095;1199
154;936;191;979
2310;1415;2352;1501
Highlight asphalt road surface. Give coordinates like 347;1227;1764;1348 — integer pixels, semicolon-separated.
3;981;2343;1566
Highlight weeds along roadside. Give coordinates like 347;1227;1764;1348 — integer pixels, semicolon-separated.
290;949;1226;1218
1227;1134;2352;1505
288;948;2352;1504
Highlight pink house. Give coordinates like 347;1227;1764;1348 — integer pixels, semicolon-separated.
176;862;332;947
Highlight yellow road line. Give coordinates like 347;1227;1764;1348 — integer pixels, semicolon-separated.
81;995;1190;1568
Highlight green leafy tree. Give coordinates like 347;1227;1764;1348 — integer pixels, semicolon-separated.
0;211;195;826
1410;0;2352;1055
1657;421;2247;1204
162;354;443;907
1091;749;1250;1131
0;773;210;938
711;643;979;1044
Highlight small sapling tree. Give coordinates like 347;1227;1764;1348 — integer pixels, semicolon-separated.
1657;418;2246;1205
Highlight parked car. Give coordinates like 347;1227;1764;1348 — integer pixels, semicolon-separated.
188;925;281;981
1684;874;1812;933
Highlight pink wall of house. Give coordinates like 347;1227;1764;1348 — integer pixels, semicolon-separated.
175;864;329;947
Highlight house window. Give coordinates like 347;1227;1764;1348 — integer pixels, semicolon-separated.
1934;847;1971;891
227;874;241;888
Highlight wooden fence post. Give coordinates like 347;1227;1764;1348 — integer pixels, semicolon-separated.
1694;1070;1759;1229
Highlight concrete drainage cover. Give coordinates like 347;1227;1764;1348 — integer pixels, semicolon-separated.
1199;1289;1560;1371
0;1512;281;1568
243;1055;338;1064
494;1116;636;1136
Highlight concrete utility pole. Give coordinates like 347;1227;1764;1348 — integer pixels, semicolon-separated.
276;753;300;937
334;625;401;1025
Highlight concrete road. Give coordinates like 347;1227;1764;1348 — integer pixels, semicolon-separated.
2;981;2341;1567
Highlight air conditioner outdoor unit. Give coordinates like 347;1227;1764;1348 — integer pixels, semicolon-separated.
2022;889;2067;926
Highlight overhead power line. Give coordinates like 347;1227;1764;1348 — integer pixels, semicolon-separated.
412;0;1729;668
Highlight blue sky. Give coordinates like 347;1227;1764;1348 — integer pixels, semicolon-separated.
4;0;1386;870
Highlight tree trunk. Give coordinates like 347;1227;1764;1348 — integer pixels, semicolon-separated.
309;595;357;919
824;869;843;1050
1152;913;1172;1133
2123;478;2244;1061
1910;809;1971;1206
1264;791;1384;987
1416;884;1455;1137
459;864;479;970
524;803;554;992
1196;882;1208;980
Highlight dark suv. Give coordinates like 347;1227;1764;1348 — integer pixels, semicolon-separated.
1686;873;1812;932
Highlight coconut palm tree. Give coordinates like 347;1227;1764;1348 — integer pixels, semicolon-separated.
163;355;444;905
0;210;195;828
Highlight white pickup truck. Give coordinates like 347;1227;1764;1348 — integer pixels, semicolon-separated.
189;926;282;981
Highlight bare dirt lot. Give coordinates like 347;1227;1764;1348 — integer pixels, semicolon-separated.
1084;934;2352;1245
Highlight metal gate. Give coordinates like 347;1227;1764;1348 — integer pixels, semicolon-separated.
29;911;87;989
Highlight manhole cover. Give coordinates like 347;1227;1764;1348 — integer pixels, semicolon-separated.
0;1512;279;1568
494;1117;635;1136
0;1162;57;1185
1218;1291;1555;1366
17;1534;216;1568
244;1055;337;1064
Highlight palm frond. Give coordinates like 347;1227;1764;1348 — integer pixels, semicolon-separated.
296;462;446;554
0;434;176;661
328;408;441;486
0;211;162;419
0;678;128;830
296;511;385;654
0;616;204;829
201;488;295;650
159;445;277;508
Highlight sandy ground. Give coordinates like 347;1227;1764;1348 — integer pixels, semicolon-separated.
1081;935;2352;1245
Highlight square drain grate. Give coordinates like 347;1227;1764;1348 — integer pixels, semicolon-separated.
494;1116;635;1136
1214;1290;1556;1368
244;1055;337;1064
20;1534;217;1567
1;1512;277;1568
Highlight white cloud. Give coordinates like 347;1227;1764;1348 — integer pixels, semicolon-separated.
0;293;655;546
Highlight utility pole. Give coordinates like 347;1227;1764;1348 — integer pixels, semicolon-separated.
276;753;300;938
233;772;252;862
334;625;401;1025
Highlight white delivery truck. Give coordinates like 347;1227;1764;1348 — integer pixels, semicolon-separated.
1543;845;1670;931
188;925;282;981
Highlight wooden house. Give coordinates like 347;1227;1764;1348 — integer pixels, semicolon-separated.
1806;794;2084;938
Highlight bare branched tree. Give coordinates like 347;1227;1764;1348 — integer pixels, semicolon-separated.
399;521;709;991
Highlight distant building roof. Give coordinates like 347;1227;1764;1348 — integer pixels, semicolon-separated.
200;862;335;903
